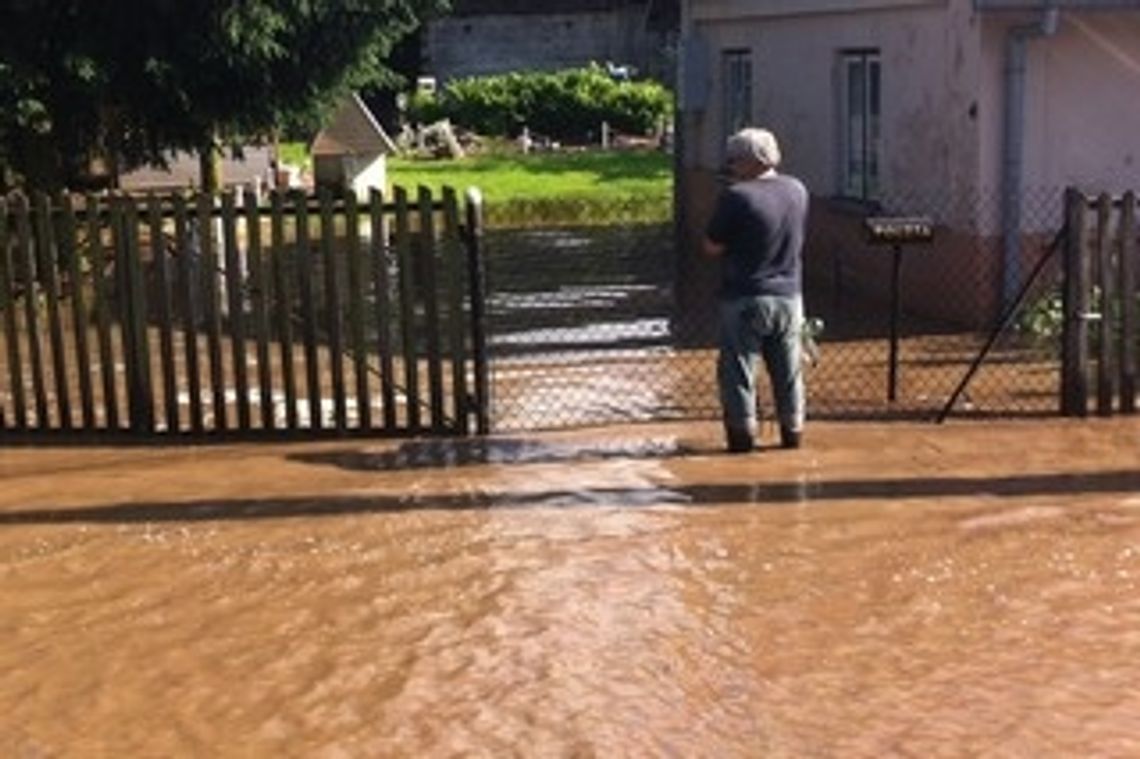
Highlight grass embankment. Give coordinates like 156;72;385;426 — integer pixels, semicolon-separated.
391;150;673;226
388;150;671;203
282;143;673;224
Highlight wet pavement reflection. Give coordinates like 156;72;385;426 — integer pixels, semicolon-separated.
2;419;1138;756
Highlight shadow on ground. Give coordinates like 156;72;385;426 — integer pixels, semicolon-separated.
3;469;1137;525
287;437;702;470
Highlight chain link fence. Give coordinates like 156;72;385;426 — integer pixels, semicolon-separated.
476;187;1069;432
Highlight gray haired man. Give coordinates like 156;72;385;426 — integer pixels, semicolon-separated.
703;127;809;452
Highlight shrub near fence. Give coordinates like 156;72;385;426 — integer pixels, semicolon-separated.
411;63;673;143
0;187;488;439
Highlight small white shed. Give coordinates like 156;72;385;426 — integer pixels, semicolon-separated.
310;93;398;200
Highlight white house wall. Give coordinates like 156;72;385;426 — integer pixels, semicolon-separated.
349;155;388;202
684;2;981;203
980;10;1140;198
314;154;387;201
677;0;995;330
679;0;1140;327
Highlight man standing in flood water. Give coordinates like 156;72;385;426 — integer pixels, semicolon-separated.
703;127;808;453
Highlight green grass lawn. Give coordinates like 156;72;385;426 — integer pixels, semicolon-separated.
280;142;673;224
387;150;673;205
281;143;671;202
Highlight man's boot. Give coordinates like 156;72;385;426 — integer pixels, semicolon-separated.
780;426;802;449
725;425;755;453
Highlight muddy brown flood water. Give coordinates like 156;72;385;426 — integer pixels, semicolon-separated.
2;418;1139;757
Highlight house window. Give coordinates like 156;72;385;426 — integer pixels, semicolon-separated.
840;50;881;200
722;49;752;140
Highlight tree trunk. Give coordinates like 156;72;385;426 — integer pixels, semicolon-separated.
17;134;66;193
199;138;222;193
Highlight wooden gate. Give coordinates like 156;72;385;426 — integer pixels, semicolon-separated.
1061;188;1138;416
0;186;489;440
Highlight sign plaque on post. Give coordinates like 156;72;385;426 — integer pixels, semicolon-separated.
863;216;935;402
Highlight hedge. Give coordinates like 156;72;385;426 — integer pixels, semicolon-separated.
410;63;673;143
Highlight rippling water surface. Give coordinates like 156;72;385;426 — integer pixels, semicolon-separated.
2;420;1139;756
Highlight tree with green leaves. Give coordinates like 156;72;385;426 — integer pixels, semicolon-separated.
0;0;448;192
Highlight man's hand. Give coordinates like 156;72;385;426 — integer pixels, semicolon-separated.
702;237;725;258
802;317;824;368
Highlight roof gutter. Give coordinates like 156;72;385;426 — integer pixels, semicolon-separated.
983;0;1061;305
975;0;1140;304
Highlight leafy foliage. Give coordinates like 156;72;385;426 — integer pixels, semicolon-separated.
0;0;448;191
1017;285;1140;356
410;64;674;143
1016;288;1065;350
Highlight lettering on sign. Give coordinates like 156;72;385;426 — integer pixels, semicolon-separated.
864;216;935;245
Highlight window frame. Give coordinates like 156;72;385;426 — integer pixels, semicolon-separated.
721;48;753;144
838;48;882;202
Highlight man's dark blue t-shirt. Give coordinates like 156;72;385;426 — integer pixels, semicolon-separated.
705;174;809;299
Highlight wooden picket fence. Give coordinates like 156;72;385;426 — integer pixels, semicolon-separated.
0;186;489;440
1061;188;1138;416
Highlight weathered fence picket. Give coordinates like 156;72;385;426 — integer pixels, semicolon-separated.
318;189;346;432
464;188;490;436
418;185;445;432
1121;193;1137;414
270;190;297;431
1095;194;1115;415
173;194;203;434
294;191;321;431
0;186;486;440
393;186;420;432
148;195;178;433
442;186;469;436
221;191;250;431
61;195;95;429
121;197;153;432
244;189;273;431
14;194;48;427
88;193;119;430
0;198;24;429
345;191;369;431
34;195;71;430
369;189;397;431
197;193;226;430
1062;188;1140;416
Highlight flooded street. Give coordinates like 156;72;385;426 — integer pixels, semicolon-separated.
2;418;1139;757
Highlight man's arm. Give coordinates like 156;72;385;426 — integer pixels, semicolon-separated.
703;189;733;258
702;236;725;258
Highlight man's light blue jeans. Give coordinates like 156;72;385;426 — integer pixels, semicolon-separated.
717;294;805;438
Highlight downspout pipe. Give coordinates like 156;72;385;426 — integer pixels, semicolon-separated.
1000;2;1060;305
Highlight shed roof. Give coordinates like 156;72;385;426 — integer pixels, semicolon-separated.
311;94;397;157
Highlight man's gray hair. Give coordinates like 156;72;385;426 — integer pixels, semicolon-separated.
725;127;781;169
